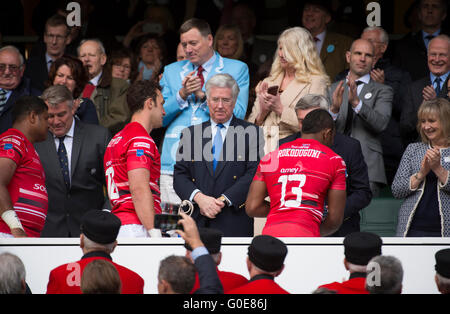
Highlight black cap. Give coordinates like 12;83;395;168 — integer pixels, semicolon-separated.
248;235;287;272
80;210;121;244
435;249;450;279
184;228;223;254
344;232;382;266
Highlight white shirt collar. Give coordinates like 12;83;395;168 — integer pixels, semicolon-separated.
90;71;103;86
197;53;216;74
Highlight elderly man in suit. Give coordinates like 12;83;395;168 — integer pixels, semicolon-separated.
35;85;111;237
400;34;449;147
301;0;353;81
0;46;41;134
160;18;250;207
330;39;393;196
174;73;263;237
280;94;372;236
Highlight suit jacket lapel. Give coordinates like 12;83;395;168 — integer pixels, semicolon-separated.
71;121;82;177
42;131;66;186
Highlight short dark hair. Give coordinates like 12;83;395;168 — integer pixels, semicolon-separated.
126;80;162;115
11;96;48;124
301;108;335;134
158;255;196;294
45;14;69;36
179;18;212;37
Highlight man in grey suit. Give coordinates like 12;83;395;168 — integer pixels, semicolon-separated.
35;85;111;237
330;39;393;196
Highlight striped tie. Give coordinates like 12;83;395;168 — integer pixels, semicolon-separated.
0;89;8;114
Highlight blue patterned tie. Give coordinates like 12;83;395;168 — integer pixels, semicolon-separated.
434;77;442;95
212;124;224;172
57;136;70;190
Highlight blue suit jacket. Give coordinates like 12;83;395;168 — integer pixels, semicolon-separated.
174;116;264;237
159;52;249;174
280;133;372;236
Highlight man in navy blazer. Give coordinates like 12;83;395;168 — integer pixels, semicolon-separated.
160;18;249;207
174;74;263;237
280;94;372;236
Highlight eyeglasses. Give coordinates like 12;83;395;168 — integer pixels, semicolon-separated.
0;63;22;74
45;33;67;41
112;63;131;71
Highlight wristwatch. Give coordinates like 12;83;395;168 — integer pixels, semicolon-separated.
218;195;230;206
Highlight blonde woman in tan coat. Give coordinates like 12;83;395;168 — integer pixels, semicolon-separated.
248;27;330;154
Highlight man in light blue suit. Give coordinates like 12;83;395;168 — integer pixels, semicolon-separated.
159;18;249;205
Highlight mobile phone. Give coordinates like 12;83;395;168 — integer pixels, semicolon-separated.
267;85;279;96
154;213;183;233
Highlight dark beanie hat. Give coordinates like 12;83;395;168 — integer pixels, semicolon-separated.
435;248;450;279
248;235;288;272
344;232;382;266
184;228;223;254
80;210;121;244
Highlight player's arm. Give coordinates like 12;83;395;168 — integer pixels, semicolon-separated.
320;189;346;236
0;158;26;237
128;168;155;232
245;180;270;218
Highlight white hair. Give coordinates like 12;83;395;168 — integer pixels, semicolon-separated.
362;26;389;45
0;252;26;294
205;73;240;101
0;45;25;66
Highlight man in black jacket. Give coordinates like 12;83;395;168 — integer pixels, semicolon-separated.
280;94;372;236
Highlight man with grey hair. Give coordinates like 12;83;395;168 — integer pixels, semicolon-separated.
35;85;111;237
174;73;263;237
0;45;41;134
0;252;27;294
78;38;129;135
280;94;371;236
366;255;403;294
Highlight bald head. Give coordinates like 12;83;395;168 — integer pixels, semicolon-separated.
427;35;450;76
346;39;375;78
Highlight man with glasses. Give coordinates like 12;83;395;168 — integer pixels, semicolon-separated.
0;46;41;134
25;14;71;92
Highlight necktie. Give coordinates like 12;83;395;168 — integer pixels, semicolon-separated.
57;136;71;190
212;123;224;172
344;80;364;136
82;82;96;99
0;89;8;114
434;77;442;96
197;65;205;88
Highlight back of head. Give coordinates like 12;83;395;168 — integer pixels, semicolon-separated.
179;18;212;37
184;228;223;255
295;94;330;112
435;248;450;294
158;255;196;294
301;108;334;135
366;255;403;294
81;259;121;294
248;235;288;273
11;96;48;125
126;80;162;116
0;252;26;294
343;232;383;267
80;210;121;252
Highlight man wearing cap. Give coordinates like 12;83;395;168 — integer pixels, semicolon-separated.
185;227;248;293
46;210;144;294
226;235;289;294
434;248;450;294
318;231;382;294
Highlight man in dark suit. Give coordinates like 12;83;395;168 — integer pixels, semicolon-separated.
330;39;393;196
393;0;448;81
0;46;41;134
174;73;264;237
35;85;111;237
280;94;372;236
24;14;71;92
400;34;449;147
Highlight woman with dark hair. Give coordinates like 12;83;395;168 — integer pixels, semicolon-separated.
109;48;139;83
135;33;166;82
46;55;99;124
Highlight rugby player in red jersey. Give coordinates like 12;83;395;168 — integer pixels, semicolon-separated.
0;96;49;238
104;80;165;237
246;109;346;237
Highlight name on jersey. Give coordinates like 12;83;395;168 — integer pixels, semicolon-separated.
278;148;321;159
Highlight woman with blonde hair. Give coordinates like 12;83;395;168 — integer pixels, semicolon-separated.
214;24;244;60
247;27;329;153
392;98;450;237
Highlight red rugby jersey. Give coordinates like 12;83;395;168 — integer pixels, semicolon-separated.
0;129;48;237
104;122;161;226
253;138;346;237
